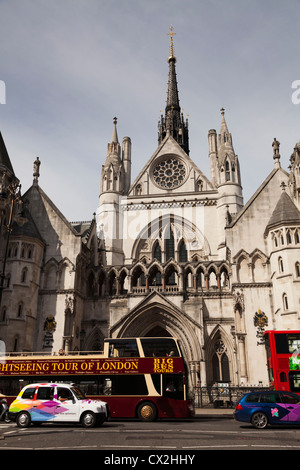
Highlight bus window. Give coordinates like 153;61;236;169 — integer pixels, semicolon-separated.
106;339;139;358
75;380;98;396
99;375;148;396
288;335;300;354
163;374;184;400
275;333;300;354
151;374;161;395
141;338;180;358
289;372;300;392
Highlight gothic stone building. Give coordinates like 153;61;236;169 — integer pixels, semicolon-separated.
1;34;300;389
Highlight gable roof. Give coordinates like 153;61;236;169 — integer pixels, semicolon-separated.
128;134;212;195
227;167;289;228
23;184;81;237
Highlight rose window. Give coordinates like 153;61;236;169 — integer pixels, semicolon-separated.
153;158;186;189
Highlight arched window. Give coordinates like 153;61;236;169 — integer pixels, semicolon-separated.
17;303;23;317
212;338;230;383
225;161;230;181
153;242;162;262
135;184;142;196
283;293;289;311
278;257;284;273
21;268;27;283
296;262;300;278
13;337;19;352
179;240;188;262
280;371;287;383
1;307;6;322
87;272;95;297
165;227;175;261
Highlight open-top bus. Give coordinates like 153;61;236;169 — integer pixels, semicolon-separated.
264;330;300;394
0;337;194;421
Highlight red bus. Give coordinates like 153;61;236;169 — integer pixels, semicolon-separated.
0;337;194;421
264;330;300;394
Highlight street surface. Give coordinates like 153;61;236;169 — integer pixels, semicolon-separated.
1;416;300;457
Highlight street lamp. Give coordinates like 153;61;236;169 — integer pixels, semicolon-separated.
0;180;26;308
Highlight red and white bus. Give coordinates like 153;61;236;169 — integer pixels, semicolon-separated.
264;330;300;394
0;337;194;421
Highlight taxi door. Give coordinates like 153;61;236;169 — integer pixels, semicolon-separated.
52;387;80;422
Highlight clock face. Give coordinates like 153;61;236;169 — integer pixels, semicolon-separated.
152;157;187;189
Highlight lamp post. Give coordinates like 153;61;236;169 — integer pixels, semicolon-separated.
0;180;24;308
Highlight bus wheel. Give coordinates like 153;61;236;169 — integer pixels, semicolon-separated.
251;412;268;429
16;411;31;428
137;402;157;422
81;411;96;428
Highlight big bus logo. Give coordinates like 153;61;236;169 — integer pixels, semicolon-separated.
153;358;174;373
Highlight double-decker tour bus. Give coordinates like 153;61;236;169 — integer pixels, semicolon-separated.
0;337;194;421
264;330;300;394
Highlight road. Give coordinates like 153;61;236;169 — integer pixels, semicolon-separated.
1;417;300;456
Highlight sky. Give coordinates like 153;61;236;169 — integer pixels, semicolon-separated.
0;0;300;222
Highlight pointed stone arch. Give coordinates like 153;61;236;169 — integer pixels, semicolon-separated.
110;292;203;365
131;214;211;261
82;326;105;352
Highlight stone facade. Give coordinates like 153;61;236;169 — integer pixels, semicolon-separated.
0;34;300;389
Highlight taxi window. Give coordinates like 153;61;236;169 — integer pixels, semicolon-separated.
21;387;36;399
37;387;54;400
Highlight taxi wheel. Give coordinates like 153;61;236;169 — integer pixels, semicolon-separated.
16;411;31;428
81;411;96;428
137;402;157;422
251;411;268;429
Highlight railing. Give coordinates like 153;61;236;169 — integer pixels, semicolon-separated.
192;385;269;409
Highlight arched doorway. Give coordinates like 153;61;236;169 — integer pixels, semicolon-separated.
110;293;204;388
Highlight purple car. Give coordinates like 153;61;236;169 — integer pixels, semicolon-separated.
234;390;300;429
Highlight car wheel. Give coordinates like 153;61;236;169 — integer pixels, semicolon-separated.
16;411;31;428
81;411;96;428
251;411;268;429
137;402;157;422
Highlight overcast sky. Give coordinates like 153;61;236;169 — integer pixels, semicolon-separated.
0;0;299;222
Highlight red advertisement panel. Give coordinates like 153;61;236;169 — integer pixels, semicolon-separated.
0;356;184;376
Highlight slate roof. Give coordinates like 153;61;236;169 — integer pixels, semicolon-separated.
266;190;300;231
11;205;44;243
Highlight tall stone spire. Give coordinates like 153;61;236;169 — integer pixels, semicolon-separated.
104;117;121;169
158;26;189;155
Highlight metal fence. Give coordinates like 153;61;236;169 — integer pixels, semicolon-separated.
192;385;269;409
